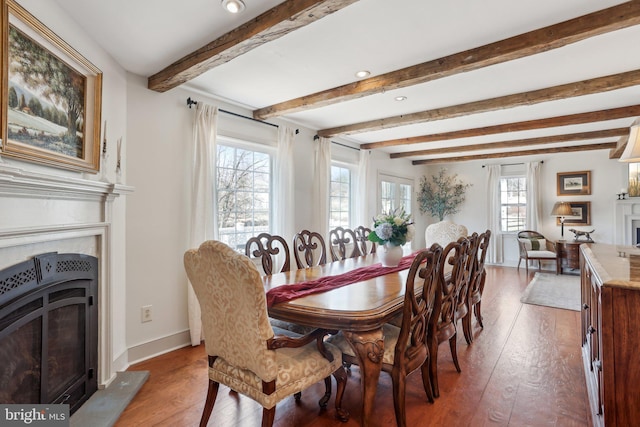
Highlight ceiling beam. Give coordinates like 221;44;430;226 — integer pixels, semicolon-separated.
390;128;627;159
610;136;629;159
148;0;358;92
411;142;617;165
319;69;640;137
359;104;640;150
253;2;640;119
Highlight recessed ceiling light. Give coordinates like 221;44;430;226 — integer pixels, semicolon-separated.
355;70;370;78
221;0;246;13
395;96;407;101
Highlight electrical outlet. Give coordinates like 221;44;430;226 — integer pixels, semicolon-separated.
141;305;152;323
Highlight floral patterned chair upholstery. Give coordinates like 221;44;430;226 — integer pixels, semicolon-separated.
425;220;468;248
184;240;349;427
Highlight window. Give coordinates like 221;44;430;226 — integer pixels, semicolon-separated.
500;176;526;232
379;174;413;215
216;143;272;251
330;164;352;228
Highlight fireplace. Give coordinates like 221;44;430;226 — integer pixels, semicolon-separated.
0;252;98;414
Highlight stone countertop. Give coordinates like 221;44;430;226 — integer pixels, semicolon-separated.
581;243;640;290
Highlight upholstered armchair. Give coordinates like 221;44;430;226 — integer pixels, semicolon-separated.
184;240;349;426
425;221;468;248
517;230;558;274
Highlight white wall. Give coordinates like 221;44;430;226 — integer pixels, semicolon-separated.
419;151;627;267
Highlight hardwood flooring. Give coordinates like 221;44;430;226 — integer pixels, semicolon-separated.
115;266;591;426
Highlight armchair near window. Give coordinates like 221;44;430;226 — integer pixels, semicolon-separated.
517;230;558;274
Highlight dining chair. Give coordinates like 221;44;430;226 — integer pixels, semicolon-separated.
354;225;376;255
455;234;479;345
427;237;469;398
245;233;291;275
329;227;361;261
184;240;349;427
463;229;491;343
292;229;328;269
327;245;443;427
516;230;558;274
246;232;313;335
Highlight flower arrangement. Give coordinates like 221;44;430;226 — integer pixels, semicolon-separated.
368;208;415;246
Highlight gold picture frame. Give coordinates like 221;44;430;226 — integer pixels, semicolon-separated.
556;201;591;226
1;0;102;172
557;170;591;196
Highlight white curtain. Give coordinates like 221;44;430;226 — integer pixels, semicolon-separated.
313;137;331;238
486;164;503;263
274;126;295;263
356;149;371;227
188;102;218;346
525;161;542;230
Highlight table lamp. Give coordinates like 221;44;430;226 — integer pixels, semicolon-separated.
551;202;574;238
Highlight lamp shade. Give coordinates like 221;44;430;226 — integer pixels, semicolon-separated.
550;202;573;217
619;124;640;162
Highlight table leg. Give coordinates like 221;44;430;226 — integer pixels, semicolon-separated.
344;329;384;427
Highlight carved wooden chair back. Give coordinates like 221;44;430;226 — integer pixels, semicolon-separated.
292;230;328;269
328;227;361;261
465;229;491;337
354;225;376;255
427;238;466;398
457;233;480;344
328;245;443;427
245;233;290;275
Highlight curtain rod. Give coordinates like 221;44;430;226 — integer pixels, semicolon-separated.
313;134;360;151
482;160;544;168
186;97;298;134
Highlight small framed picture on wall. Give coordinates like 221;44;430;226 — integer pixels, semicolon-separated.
629;163;640;197
557;171;591;196
557;201;591;226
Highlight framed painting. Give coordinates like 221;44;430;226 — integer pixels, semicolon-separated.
629;163;640;197
1;0;102;172
556;201;591;226
557;171;591;196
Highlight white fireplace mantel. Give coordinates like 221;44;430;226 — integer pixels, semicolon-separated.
0;163;134;387
614;199;640;246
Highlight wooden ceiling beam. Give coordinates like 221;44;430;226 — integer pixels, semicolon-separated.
319;69;640;137
390;128;627;159
360;104;640;150
148;0;358;92
254;2;640;119
610;136;629;159
411;142;617;165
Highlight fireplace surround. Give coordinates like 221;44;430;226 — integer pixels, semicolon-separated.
0;252;98;413
0;163;133;390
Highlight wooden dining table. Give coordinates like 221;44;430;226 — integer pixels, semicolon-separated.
262;252;424;427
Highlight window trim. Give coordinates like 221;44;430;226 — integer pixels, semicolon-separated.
377;171;415;215
330;161;357;228
499;175;527;234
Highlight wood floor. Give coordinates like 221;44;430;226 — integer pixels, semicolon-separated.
115;266;591;427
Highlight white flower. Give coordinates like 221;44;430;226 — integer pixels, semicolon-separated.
393;217;404;226
375;223;393;240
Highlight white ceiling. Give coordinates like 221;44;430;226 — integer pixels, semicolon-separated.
52;0;638;163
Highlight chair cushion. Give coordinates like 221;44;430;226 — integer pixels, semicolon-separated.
518;238;547;251
525;250;556;259
209;340;343;410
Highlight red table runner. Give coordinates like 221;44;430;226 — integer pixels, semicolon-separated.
266;252;419;307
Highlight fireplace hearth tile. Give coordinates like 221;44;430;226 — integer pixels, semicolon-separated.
70;371;149;427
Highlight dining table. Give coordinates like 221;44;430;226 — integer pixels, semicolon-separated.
262;250;429;427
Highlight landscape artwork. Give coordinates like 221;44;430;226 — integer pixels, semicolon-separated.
630;163;640;197
7;25;86;159
557;171;591;196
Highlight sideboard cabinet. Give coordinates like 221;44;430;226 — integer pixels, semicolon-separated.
580;244;640;427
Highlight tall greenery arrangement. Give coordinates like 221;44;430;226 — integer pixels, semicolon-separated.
417;169;472;221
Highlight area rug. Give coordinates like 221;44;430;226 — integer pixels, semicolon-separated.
70;371;149;427
520;272;580;311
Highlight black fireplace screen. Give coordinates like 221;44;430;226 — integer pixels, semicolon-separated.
0;253;98;414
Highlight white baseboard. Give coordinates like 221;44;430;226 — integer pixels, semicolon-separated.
125;330;192;367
